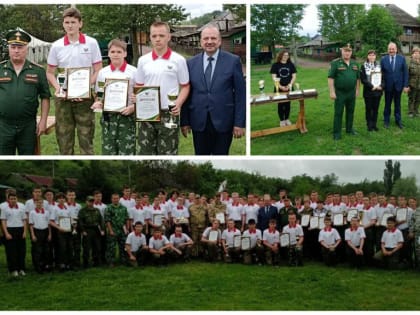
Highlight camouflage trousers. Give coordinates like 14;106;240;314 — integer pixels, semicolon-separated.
105;233;127;265
55;98;95;155
137;111;179;155
101;113;136;155
408;88;420;115
190;226;205;257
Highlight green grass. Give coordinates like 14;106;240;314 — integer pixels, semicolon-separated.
38;98;245;156
0;243;419;310
251;61;420;155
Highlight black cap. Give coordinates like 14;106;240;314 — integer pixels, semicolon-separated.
6;29;31;46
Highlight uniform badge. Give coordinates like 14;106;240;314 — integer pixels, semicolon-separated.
4;71;7;76
84;48;88;52
167;65;173;70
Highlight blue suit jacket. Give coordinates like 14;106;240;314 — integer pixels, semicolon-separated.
257;205;278;231
181;50;246;133
380;54;408;92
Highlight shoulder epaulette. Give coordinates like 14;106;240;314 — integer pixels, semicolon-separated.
0;60;7;65
29;61;43;68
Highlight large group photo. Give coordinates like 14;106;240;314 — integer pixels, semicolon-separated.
251;4;420;155
0;4;246;156
0;159;419;310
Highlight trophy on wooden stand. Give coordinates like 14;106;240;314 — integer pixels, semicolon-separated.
165;91;178;129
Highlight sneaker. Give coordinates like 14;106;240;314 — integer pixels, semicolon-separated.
408;113;414;118
19;270;26;276
280;120;286;127
11;271;18;277
285;119;292;126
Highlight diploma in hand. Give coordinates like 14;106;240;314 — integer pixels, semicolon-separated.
280;233;290;247
371;70;382;88
58;216;71;232
135;86;161;121
66;67;91;99
209;230;218;242
241;237;251;250
103;78;129;112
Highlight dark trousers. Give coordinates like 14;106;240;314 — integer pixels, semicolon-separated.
322;247;338;266
130;248;149;266
375;226;386;253
72;230;81;266
335;226;346;262
32;228;51;271
4;227;26;272
384;89;402;124
50;228;60;267
58;231;73;267
333;91;355;137
192;113;233;155
364;96;381;129
204;243;220;262
288;245;303;266
0;119;36;155
363;227;375;266
346;244;364;268
400;228;412;264
243;245;264;264
278;102;291;121
82;228;101;266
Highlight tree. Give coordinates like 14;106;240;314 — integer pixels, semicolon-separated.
392;176;419;198
383;160;401;195
189;11;222;27
251;5;306;55
357;5;402;56
317;4;365;45
223;4;246;21
79;4;188;63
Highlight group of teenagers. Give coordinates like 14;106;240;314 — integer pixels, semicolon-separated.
271;42;420;140
0;185;419;277
2;6;245;156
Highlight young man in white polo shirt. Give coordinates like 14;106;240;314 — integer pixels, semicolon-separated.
242;219;264;265
201;219;222;262
345;216;365;269
1;192;27;277
91;39;137;155
46;7;102;155
125;221;149;267
148;227;173;266
169;225;193;262
374;216;404;269
221;219;242;263
282;213;304;266
263;219;280;266
318;216;341;266
135;21;190;155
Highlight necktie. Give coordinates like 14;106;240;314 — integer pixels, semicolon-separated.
391;56;395;71
265;206;268;214
205;56;214;88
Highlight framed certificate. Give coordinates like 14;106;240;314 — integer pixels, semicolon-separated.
177;217;189;224
309;216;319;230
103;78;129;112
346;209;358;223
301;214;310;227
134;86;161;121
208;230;218;242
280;233;290;247
333;213;344;226
319;219;325;230
380;213;394;227
66;67;91;99
396;208;407;222
153;214;163;226
58;216;71;232
241;237;251;250
371;70;382;87
233;235;241;248
216;212;225;224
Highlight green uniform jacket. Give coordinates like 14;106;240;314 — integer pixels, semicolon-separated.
0;59;50;121
104;204;128;235
78;206;105;233
408;59;420;89
328;58;360;92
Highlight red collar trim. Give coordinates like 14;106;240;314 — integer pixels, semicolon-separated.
381;203;388;207
110;61;127;72
324;227;332;232
94;202;102;206
67;202;76;207
228;228;237;233
154;206;161;211
153;236;162;240
58;204;67;210
232;202;239;207
288;224;297;228
152;48;172;60
268;228;276;234
248;203;254;206
8;203;18;209
388;228;397;233
135;205;143;210
175;233;183;238
363;206;371;210
64;33;86;46
177;206;184;210
249;229;256;234
135;232;142;237
350;227;358;231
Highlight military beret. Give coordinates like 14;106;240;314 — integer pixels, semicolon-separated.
6;29;31;46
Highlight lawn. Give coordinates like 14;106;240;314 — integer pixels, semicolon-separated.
0;242;419;310
251;59;419;155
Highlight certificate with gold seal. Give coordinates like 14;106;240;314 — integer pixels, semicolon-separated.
371;70;382;88
66;67;91;99
134;86;161;121
103;78;129;112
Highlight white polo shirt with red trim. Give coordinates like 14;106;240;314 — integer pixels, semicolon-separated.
318;227;341;246
282;224;304;245
47;33;102;68
242;228;262;248
263;228;280;246
135;48;189;110
222;227;241;247
345;226;366;247
381;228;404;248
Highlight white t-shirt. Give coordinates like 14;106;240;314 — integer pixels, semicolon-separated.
263;228;280;246
66;202;81;221
227;203;243;221
0;202;26;227
171;206;190;219
129;206;151;225
361;207;377;226
126;232;147;252
135;49;189;110
381;228;404;248
29;209;50;230
318;227;341;246
148;235;170;250
119;197;135;210
345;226;366;247
169;233;191;248
243;204;259;224
25;199;49;215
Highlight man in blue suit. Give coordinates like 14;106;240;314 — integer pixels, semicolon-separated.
380;42;409;129
181;25;246;155
257;194;278;232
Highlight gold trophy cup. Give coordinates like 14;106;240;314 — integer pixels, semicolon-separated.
165;92;178;129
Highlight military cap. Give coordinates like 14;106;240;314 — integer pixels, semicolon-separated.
86;195;94;201
341;43;352;51
6;29;31;46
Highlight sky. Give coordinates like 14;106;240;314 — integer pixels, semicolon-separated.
178;3;223;19
300;2;419;36
193;159;420;185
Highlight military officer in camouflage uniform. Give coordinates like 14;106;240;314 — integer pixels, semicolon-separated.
0;29;50;155
328;44;360;140
78;196;105;268
104;193;129;266
408;47;420;117
208;194;227;231
408;197;420;269
189;194;208;257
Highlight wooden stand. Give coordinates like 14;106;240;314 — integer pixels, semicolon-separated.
251;92;317;139
35;116;56;155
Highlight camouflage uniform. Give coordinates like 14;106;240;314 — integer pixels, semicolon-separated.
137;112;179;155
55;98;95;155
78;205;104;266
189;204;208;257
208;201;227;230
101;113;136;155
409;209;420;269
104;204;128;265
408;59;420;116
